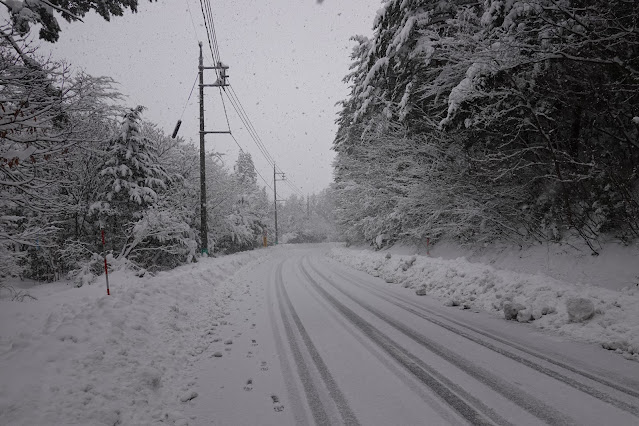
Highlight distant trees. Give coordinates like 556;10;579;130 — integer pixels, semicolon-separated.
333;0;639;251
214;151;271;253
278;190;337;243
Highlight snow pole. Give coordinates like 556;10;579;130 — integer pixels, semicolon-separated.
101;228;110;296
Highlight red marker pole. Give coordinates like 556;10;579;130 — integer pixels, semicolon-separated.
101;229;110;295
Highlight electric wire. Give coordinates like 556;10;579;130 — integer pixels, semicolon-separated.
228;85;276;165
218;87;274;192
229;133;274;192
204;0;222;64
198;0;218;70
196;0;274;193
180;73;199;120
218;88;232;133
285;179;306;198
185;0;200;42
223;87;273;164
202;0;222;80
196;0;306;200
221;88;276;169
222;87;306;198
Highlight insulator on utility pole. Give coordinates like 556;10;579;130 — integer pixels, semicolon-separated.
172;120;182;139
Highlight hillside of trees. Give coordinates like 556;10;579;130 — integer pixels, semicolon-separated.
332;0;639;253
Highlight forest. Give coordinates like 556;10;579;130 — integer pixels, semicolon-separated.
0;0;335;287
332;0;639;254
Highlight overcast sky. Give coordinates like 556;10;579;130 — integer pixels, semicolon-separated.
35;0;380;198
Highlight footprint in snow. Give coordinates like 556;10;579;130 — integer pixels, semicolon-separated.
244;378;253;392
260;361;268;371
271;394;284;412
247;351;254;358
251;339;258;346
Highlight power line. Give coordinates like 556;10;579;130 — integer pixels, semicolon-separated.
284;179;305;198
225;87;305;198
218;87;232;131
222;88;276;168
195;0;306;201
222;87;307;199
180;73;198;120
204;0;222;64
227;85;276;165
228;133;274;193
198;0;218;67
185;0;200;42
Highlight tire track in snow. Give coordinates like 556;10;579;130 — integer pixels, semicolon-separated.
324;259;639;417
275;260;360;426
289;258;469;426
266;260;309;425
297;259;510;426
304;257;582;426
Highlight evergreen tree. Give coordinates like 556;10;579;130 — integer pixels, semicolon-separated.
94;106;168;253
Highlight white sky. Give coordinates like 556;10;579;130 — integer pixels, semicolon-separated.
33;0;380;198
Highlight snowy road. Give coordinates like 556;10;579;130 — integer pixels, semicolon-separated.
187;246;639;425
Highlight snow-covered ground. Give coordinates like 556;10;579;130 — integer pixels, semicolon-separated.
0;249;275;426
2;243;638;425
329;244;639;362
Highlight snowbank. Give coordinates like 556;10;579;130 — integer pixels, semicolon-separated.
0;249;273;426
427;239;639;292
329;247;639;361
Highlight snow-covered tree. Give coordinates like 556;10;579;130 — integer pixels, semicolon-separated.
3;0;156;42
99;106;168;211
0;30;120;280
93;106;169;256
215;152;270;252
333;0;639;250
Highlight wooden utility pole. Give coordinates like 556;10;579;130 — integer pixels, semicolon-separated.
198;42;230;255
273;164;285;244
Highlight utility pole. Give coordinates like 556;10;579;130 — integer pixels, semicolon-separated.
199;42;207;255
273;164;285;244
198;41;230;255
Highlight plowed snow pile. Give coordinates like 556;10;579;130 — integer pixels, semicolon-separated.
329;246;639;361
0;250;272;426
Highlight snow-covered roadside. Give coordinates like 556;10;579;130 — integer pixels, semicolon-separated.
0;249;274;426
329;246;639;361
